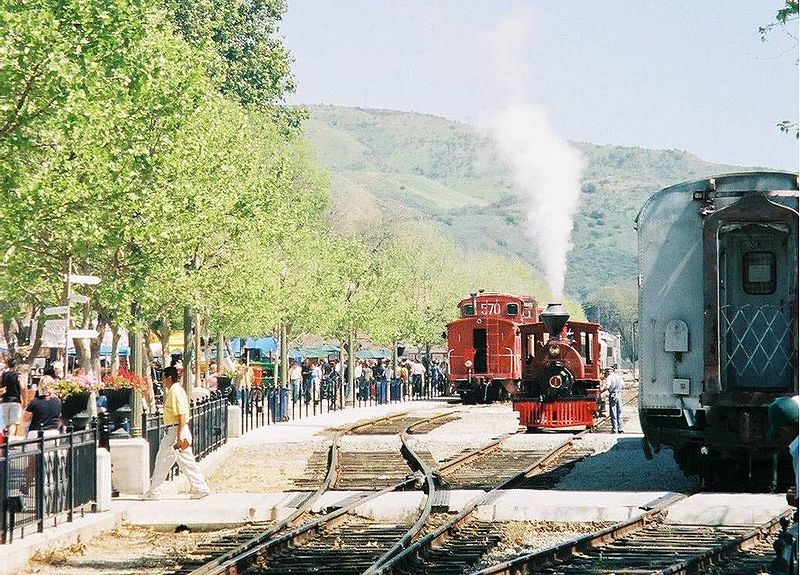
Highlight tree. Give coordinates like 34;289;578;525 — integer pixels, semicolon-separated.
165;0;306;131
760;0;799;139
583;285;638;362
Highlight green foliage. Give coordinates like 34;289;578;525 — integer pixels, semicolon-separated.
759;0;799;40
165;0;305;131
583;285;638;361
0;0;326;373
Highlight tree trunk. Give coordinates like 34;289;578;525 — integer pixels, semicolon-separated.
216;332;224;370
347;329;355;406
2;319;18;357
158;318;170;368
90;317;107;378
338;340;346;408
183;305;192;396
110;325;122;375
279;322;288;388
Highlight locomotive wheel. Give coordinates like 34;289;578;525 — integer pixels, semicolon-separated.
459;390;477;405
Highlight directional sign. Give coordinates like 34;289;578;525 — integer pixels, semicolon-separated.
44;306;69;315
68;294;89;304
42;319;68;347
64;274;101;286
68;329;99;339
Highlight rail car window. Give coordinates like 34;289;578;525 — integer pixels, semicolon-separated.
506;303;519;316
462;304;475;317
743;251;776;295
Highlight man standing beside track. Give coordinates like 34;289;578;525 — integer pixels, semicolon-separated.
602;365;624;433
144;366;211;500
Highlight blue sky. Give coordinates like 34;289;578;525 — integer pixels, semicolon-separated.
280;1;798;171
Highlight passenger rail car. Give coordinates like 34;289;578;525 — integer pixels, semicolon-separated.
637;171;798;488
513;303;606;431
446;293;539;403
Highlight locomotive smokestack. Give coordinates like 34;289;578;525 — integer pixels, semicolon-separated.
540;303;570;337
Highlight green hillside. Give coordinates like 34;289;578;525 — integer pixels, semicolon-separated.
303;105;743;300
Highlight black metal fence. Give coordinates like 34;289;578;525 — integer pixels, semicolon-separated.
236;373;449;434
0;427;97;543
141;390;228;476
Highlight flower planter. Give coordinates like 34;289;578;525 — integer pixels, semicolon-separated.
61;391;91;421
100;388;132;413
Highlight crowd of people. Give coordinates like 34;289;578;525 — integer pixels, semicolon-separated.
186;352;451;407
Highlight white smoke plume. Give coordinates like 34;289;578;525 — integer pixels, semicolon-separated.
488;106;584;300
483;9;585;301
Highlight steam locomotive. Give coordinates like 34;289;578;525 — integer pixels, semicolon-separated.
446;292;539;403
637;171;798;488
512;303;610;431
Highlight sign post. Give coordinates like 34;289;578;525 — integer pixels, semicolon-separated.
60;263;102;373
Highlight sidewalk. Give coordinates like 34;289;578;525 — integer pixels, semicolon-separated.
0;399;452;575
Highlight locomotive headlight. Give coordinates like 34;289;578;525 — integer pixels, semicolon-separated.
549;375;563;388
465;360;473;368
548;345;560;358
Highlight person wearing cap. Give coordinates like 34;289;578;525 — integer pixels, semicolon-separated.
601;365;625;433
768;395;799;507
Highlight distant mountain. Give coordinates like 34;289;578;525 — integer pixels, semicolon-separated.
302;105;743;300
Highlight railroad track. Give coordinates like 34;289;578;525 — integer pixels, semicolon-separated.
163;410;441;575
171;404;698;575
293;411;460;491
370;432;602;574
464;504;793;575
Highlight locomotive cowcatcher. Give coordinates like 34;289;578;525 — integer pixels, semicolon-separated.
446;292;539;403
513;303;604;431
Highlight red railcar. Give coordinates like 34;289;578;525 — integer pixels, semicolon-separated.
512;303;605;430
446;293;539;403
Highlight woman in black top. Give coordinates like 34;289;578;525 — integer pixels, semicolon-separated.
24;376;62;435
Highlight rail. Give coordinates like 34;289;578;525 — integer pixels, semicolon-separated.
465;492;696;574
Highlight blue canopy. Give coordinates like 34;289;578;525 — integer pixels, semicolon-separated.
230;337;277;355
67;344;129;357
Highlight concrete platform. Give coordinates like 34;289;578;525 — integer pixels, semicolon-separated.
474;490;676;523
115;492;302;530
665;493;792;526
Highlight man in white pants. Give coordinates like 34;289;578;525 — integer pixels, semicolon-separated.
144;366;211;500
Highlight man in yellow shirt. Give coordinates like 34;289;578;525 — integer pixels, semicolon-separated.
144;366;211;500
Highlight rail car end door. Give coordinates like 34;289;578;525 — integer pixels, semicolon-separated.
704;192;799;395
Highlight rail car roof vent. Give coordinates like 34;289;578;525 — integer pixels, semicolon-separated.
541;303;570;336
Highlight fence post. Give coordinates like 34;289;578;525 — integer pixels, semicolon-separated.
224;391;229;443
1;436;9;543
67;427;76;522
36;430;44;533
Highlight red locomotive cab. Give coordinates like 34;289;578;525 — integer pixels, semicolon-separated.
447;293;538;403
